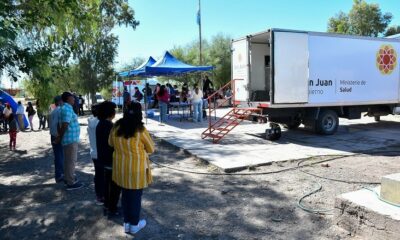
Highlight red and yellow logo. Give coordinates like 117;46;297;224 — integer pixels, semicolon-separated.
376;45;397;75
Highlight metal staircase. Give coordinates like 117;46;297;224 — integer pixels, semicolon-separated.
201;79;261;143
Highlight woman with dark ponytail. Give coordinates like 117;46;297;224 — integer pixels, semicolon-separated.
109;101;155;234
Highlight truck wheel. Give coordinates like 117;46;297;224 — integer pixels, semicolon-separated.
266;123;281;141
316;110;338;135
283;119;301;129
374;116;381;122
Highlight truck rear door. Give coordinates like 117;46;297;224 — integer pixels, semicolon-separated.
232;38;250;101
272;31;309;104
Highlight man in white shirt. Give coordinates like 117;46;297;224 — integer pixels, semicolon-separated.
16;101;25;130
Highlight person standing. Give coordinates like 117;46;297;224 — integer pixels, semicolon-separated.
151;83;161;108
123;87;131;112
96;101;119;216
133;87;143;102
157;85;169;125
142;83;152;107
0;102;5;132
168;84;177;102
180;83;189;103
8;113;18;150
16;101;25;130
55;92;82;190
108;102;155;234
87;104;103;205
49;96;64;183
3;103;12;132
72;92;79;115
78;95;85;116
202;75;214;97
190;84;203;122
37;99;47;130
26;102;36;131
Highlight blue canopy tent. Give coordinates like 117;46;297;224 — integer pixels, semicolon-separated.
118;56;157;77
0;89;29;128
128;56;156;76
118;70;130;77
142;51;213;76
116;52;213;123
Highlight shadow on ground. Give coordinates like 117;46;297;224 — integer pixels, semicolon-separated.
0;134;347;240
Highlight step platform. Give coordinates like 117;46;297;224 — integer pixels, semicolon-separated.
335;183;400;239
380;173;400;205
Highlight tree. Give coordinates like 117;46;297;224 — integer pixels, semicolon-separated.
385;25;400;37
4;1;139;107
328;0;392;37
327;12;350;34
118;56;146;73
73;0;139;103
1;0;93;82
207;34;231;87
169;34;231;88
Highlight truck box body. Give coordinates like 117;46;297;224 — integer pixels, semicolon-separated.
232;29;400;108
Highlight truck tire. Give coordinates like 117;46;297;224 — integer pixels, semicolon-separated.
374;116;381;122
283;119;301;129
266;123;281;141
316;110;338;135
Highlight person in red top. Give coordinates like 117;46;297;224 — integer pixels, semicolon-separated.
157;85;169;125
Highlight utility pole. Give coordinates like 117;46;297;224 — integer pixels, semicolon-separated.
198;0;202;65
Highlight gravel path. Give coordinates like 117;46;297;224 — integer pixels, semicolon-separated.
0;115;399;239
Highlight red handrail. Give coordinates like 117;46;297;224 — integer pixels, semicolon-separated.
206;79;243;133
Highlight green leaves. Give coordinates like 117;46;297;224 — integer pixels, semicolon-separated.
169;33;231;87
328;0;393;37
2;0;139;109
385;25;400;37
1;0;138;84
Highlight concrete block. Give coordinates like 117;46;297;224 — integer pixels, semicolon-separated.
381;173;400;205
335;187;400;240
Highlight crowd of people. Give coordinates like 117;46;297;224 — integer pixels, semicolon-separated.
1;76;230;234
45;91;155;235
131;75;232;125
0;92;87;151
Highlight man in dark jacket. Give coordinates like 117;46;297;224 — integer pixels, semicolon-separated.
133;87;143;102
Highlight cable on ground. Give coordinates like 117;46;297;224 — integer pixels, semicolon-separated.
150;149;400;214
363;187;400;208
295;150;400;214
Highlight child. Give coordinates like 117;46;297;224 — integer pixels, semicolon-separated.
8;113;18;150
87;104;104;205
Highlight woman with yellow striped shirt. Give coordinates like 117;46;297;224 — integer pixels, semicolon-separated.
108;102;155;234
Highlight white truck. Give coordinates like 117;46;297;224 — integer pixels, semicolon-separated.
232;29;400;140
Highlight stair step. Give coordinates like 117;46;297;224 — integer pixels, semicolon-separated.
219;120;240;126
210;127;230;132
229;114;249;119
202;133;223;139
235;107;261;111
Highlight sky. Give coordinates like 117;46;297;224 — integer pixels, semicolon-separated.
113;0;400;69
1;0;399;88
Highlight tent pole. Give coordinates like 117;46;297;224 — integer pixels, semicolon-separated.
145;78;148;125
198;0;202;65
115;75;120;111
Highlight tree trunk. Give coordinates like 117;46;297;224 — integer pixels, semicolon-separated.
90;90;96;106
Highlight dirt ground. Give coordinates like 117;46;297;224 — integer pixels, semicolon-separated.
0;116;400;240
